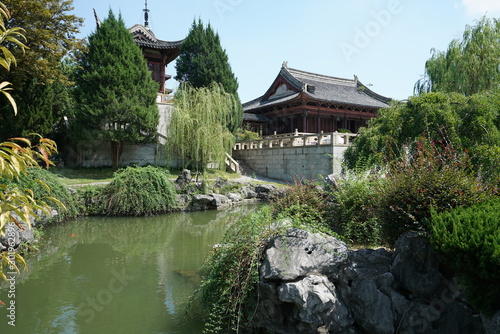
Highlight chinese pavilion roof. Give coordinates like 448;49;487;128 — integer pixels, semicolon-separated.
243;63;391;112
129;24;183;51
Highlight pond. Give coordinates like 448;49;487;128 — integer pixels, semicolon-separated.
0;204;262;334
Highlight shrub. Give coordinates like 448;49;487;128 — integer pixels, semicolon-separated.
9;168;79;221
376;138;491;245
96;166;177;216
270;179;329;229
195;206;278;333
430;198;500;314
330;171;383;245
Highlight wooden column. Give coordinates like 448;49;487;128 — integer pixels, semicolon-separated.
160;54;166;94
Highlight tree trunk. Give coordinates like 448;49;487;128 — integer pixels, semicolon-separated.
110;141;123;169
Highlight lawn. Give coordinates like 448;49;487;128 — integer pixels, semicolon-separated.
49;166;243;187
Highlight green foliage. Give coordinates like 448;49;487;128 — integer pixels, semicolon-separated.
376;138;491;245
330;171;383;246
7;168;79;222
270;179;335;235
174;19;242;133
430;198;500;314
175;19;239;95
92;166;177;216
415;16;500;96
194;206;280;333
0;136;59;281
167;83;237;172
344;92;500;183
72;10;159;168
0;0;83;140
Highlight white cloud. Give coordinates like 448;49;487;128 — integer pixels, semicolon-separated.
462;0;500;15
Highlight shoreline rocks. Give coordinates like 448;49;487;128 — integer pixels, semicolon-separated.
254;230;487;334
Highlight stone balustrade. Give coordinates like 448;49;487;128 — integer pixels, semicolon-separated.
233;132;357;151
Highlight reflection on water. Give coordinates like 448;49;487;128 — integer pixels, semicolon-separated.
0;204;261;334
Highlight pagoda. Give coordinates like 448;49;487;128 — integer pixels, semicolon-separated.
129;1;183;99
243;62;391;135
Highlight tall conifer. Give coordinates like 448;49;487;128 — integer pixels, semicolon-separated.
72;10;159;168
175;19;242;133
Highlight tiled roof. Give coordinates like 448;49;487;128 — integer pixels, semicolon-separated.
129;24;183;50
243;113;270;122
243;63;391;111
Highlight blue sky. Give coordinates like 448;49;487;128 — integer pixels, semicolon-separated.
71;0;500;103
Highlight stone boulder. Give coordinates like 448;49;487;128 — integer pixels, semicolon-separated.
259;228;348;281
255;230;487;334
240;185;257;199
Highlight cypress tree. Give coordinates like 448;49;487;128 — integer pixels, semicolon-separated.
72;10;159;168
175;19;242;133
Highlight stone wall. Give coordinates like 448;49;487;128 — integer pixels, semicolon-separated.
70;102;174;168
233;144;348;182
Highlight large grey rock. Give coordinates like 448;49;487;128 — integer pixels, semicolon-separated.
255;229;488;334
240;185;257;199
175;169;192;185
350;278;394;334
391;232;442;296
278;274;352;333
227;192;242;203
260;228;348;281
191;194;213;206
482;311;500;334
211;194;229;208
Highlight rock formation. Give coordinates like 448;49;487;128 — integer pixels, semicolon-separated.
254;229;488;334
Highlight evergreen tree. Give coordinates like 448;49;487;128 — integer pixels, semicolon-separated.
175;19;242;132
72;10;159;169
0;0;83;140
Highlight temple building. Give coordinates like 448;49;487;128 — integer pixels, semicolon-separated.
243;62;391;135
129;1;183;102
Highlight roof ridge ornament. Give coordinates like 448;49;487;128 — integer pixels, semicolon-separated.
282;61;288;68
144;0;150;27
93;8;101;29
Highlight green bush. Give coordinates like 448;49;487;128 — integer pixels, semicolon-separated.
430;198;500;314
9;168;80;221
330;171;382;246
95;166;177;216
270;179;329;230
195;206;277;333
376;138;491;245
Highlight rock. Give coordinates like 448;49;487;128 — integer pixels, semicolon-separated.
211;194;229;208
241;185;257;199
175;169;192;185
255;229;488;334
391;232;442;296
260;228;348;281
278;274;352;333
482;311;500;334
227;192;242;203
0;214;34;249
214;176;231;188
191;194;213;206
255;184;277;199
350;278;394;334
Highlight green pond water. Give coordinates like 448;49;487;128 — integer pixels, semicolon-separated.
0;204;261;334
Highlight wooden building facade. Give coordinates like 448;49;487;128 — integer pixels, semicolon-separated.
243;62;391;135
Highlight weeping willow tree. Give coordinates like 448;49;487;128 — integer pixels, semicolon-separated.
167;83;239;172
415;16;500;96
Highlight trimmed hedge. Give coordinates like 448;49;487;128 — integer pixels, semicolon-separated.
430;197;500;314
